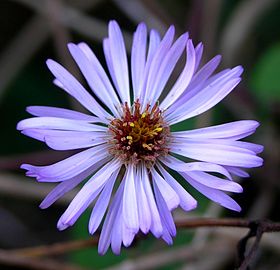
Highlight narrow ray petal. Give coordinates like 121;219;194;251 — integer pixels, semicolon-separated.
185;171;243;192
160;155;232;180
156;163;197;211
105;20;130;104
17;117;107;132
172;120;259;139
150;167;180;211
26;106;99;122
181;172;241;211
40;158;109;209
21;144;109;181
160;39;196;110
57;159;121;230
141;165;163;237
170;141;263;168
89;170;119;234
135;167;152;233
68;43;120;117
46;59;111;121
131;22;147;99
122;164;139;233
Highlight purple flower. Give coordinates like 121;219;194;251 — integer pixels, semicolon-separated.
17;21;263;254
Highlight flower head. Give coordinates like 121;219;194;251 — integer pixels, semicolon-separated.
17;21;263;254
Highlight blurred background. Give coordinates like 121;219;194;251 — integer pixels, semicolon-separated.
0;0;280;269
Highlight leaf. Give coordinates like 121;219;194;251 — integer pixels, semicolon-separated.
250;43;280;105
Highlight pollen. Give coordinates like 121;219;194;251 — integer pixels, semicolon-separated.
108;99;170;165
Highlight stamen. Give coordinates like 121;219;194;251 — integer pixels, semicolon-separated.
108;99;170;165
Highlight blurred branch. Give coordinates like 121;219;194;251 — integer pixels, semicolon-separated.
0;218;277;269
0;249;86;270
105;243;204;270
200;0;223;57
14;0;132;46
140;0;181;32
0;150;74;170
8;218;280;255
46;0;76;72
187;0;223;129
13;238;98;257
0;0;107;106
0;14;49;102
0;172;78;205
237;220;280;269
112;0;168;35
220;0;278;65
45;0;86;112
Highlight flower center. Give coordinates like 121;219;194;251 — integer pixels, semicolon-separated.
108;100;170;165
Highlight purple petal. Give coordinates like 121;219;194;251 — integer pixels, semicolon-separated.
147;32;189;106
17;117;107;132
110;205;123;254
44;132;106;151
57;159;121;230
141;25;175;106
161;226;173;245
122;221;136;247
67;43;120;117
104;20;130;104
225;166;250;178
150;167;180;211
46;59;111;121
89;171;118;234
185;171;243;193
167;67;243;124
141;165;163;237
160;155;232;180
153;182;176;237
173;138;264;155
166;54;221;114
170;141;263;168
78;42;121;110
139;29;161;105
98;180;125;255
21;144;110;181
160;39;196;110
172;120;260;140
122;164;139;233
156;163;197;211
194;42;203;72
135;168;152;234
21;128;107;142
181;172;241;211
131;23;147;99
26;106;99;122
40;158;109;209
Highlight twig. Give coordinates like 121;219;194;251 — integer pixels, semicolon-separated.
0;249;86;270
14;0;132;47
112;0;168;35
45;0;85;112
9;218;280;258
12;238;98;257
0;0;105;104
140;0;181;32
0;14;49;102
105;243;205;270
0;172;79;205
175;218;251;229
220;0;278;65
237;220;280;270
0;150;74;170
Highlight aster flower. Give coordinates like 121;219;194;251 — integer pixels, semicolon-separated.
17;21;263;254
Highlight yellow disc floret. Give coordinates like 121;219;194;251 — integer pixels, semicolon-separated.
108;99;170;165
